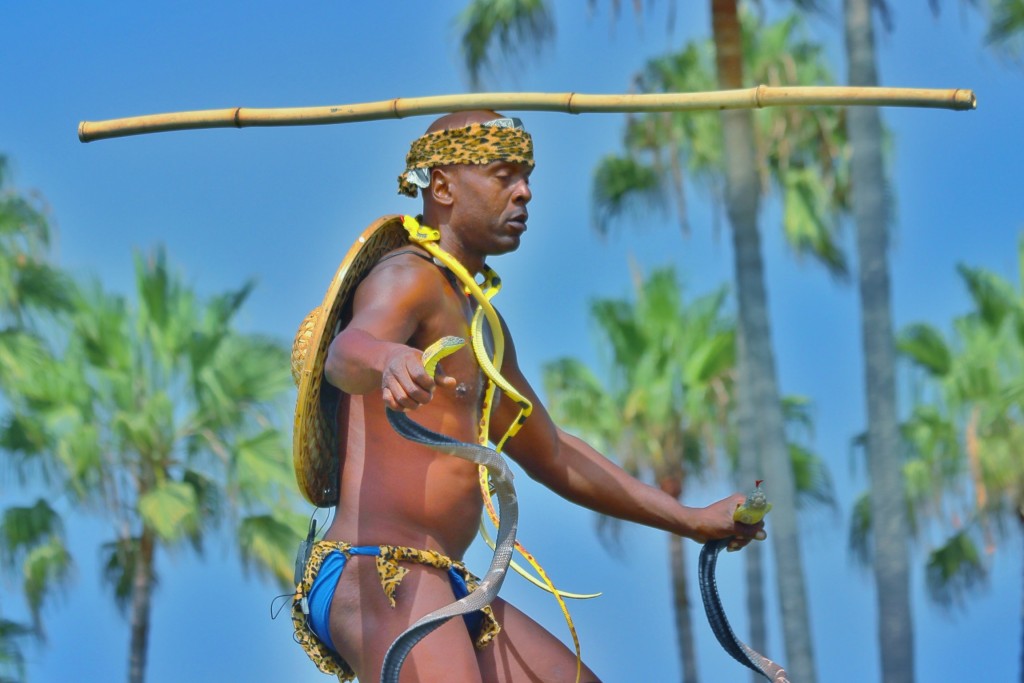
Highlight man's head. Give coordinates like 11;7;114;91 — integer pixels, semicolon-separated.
400;111;535;258
397;110;534;198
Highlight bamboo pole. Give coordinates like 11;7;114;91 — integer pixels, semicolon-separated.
78;85;976;143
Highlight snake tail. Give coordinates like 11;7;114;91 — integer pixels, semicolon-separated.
699;481;789;682
698;540;790;682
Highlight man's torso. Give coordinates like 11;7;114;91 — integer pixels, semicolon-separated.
326;249;495;559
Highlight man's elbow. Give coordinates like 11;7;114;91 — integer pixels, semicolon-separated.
323;348;360;393
514;430;566;486
323;353;343;390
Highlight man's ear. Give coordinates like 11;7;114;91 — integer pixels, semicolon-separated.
430;168;454;206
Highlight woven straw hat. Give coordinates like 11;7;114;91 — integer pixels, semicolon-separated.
291;215;409;506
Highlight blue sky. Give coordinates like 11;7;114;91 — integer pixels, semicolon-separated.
2;2;1022;682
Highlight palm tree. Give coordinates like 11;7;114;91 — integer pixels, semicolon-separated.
985;0;1024;60
543;266;736;683
0;500;74;637
708;5;818;679
544;266;836;682
460;5;844;680
457;0;555;90
0;153;69;406
845;6;1024;680
0;500;73;682
850;325;994;599
0;615;33;683
843;0;915;680
2;247;301;683
594;6;834;679
895;244;1024;681
0;154;72;683
0;154;69;321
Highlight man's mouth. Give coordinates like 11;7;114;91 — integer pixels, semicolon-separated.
508;214;528;232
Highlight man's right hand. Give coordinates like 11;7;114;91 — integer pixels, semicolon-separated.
380;345;455;411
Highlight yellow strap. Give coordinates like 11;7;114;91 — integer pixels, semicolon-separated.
402;215;587;683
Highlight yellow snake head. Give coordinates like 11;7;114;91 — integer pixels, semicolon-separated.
402;215;441;244
421;336;466;378
733;480;772;525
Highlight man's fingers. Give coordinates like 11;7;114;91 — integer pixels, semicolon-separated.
725;527;767;554
726;531;766;552
734;519;766;538
382;366;435;410
396;382;431;408
381;387;402;412
401;376;434;404
433;364;458;388
385;389;426;411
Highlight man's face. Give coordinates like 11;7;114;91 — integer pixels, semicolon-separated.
447;160;533;255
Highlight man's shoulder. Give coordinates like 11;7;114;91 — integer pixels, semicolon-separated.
368;246;441;282
357;247;449;304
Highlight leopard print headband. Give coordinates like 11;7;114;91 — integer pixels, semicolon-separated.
398;118;534;197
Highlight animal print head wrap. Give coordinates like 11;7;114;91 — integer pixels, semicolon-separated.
398;117;534;197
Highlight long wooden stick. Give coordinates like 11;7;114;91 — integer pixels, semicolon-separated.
78;85;976;143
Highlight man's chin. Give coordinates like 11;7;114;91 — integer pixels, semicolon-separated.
497;235;522;254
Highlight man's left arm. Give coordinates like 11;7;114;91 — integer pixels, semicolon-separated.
489;320;764;548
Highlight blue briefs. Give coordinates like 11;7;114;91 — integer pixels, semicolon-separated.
292;540;500;681
306;545;486;653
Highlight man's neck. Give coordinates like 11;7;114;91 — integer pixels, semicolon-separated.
419;213;485;275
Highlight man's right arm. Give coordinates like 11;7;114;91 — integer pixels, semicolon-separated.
325;328;418;393
323;259;453;410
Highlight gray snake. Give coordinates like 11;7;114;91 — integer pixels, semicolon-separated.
382;408;791;683
379;407;518;683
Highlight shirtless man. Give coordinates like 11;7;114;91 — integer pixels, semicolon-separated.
293;110;766;682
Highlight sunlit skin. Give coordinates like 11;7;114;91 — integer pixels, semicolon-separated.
320;110;766;683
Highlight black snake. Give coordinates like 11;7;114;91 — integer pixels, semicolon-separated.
698;485;790;682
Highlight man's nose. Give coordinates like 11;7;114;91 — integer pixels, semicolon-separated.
515;178;532;203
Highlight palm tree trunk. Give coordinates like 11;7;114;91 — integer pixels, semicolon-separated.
669;532;700;683
128;528;156;683
1011;509;1019;679
710;2;817;681
736;332;770;683
744;542;769;683
844;2;915;682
